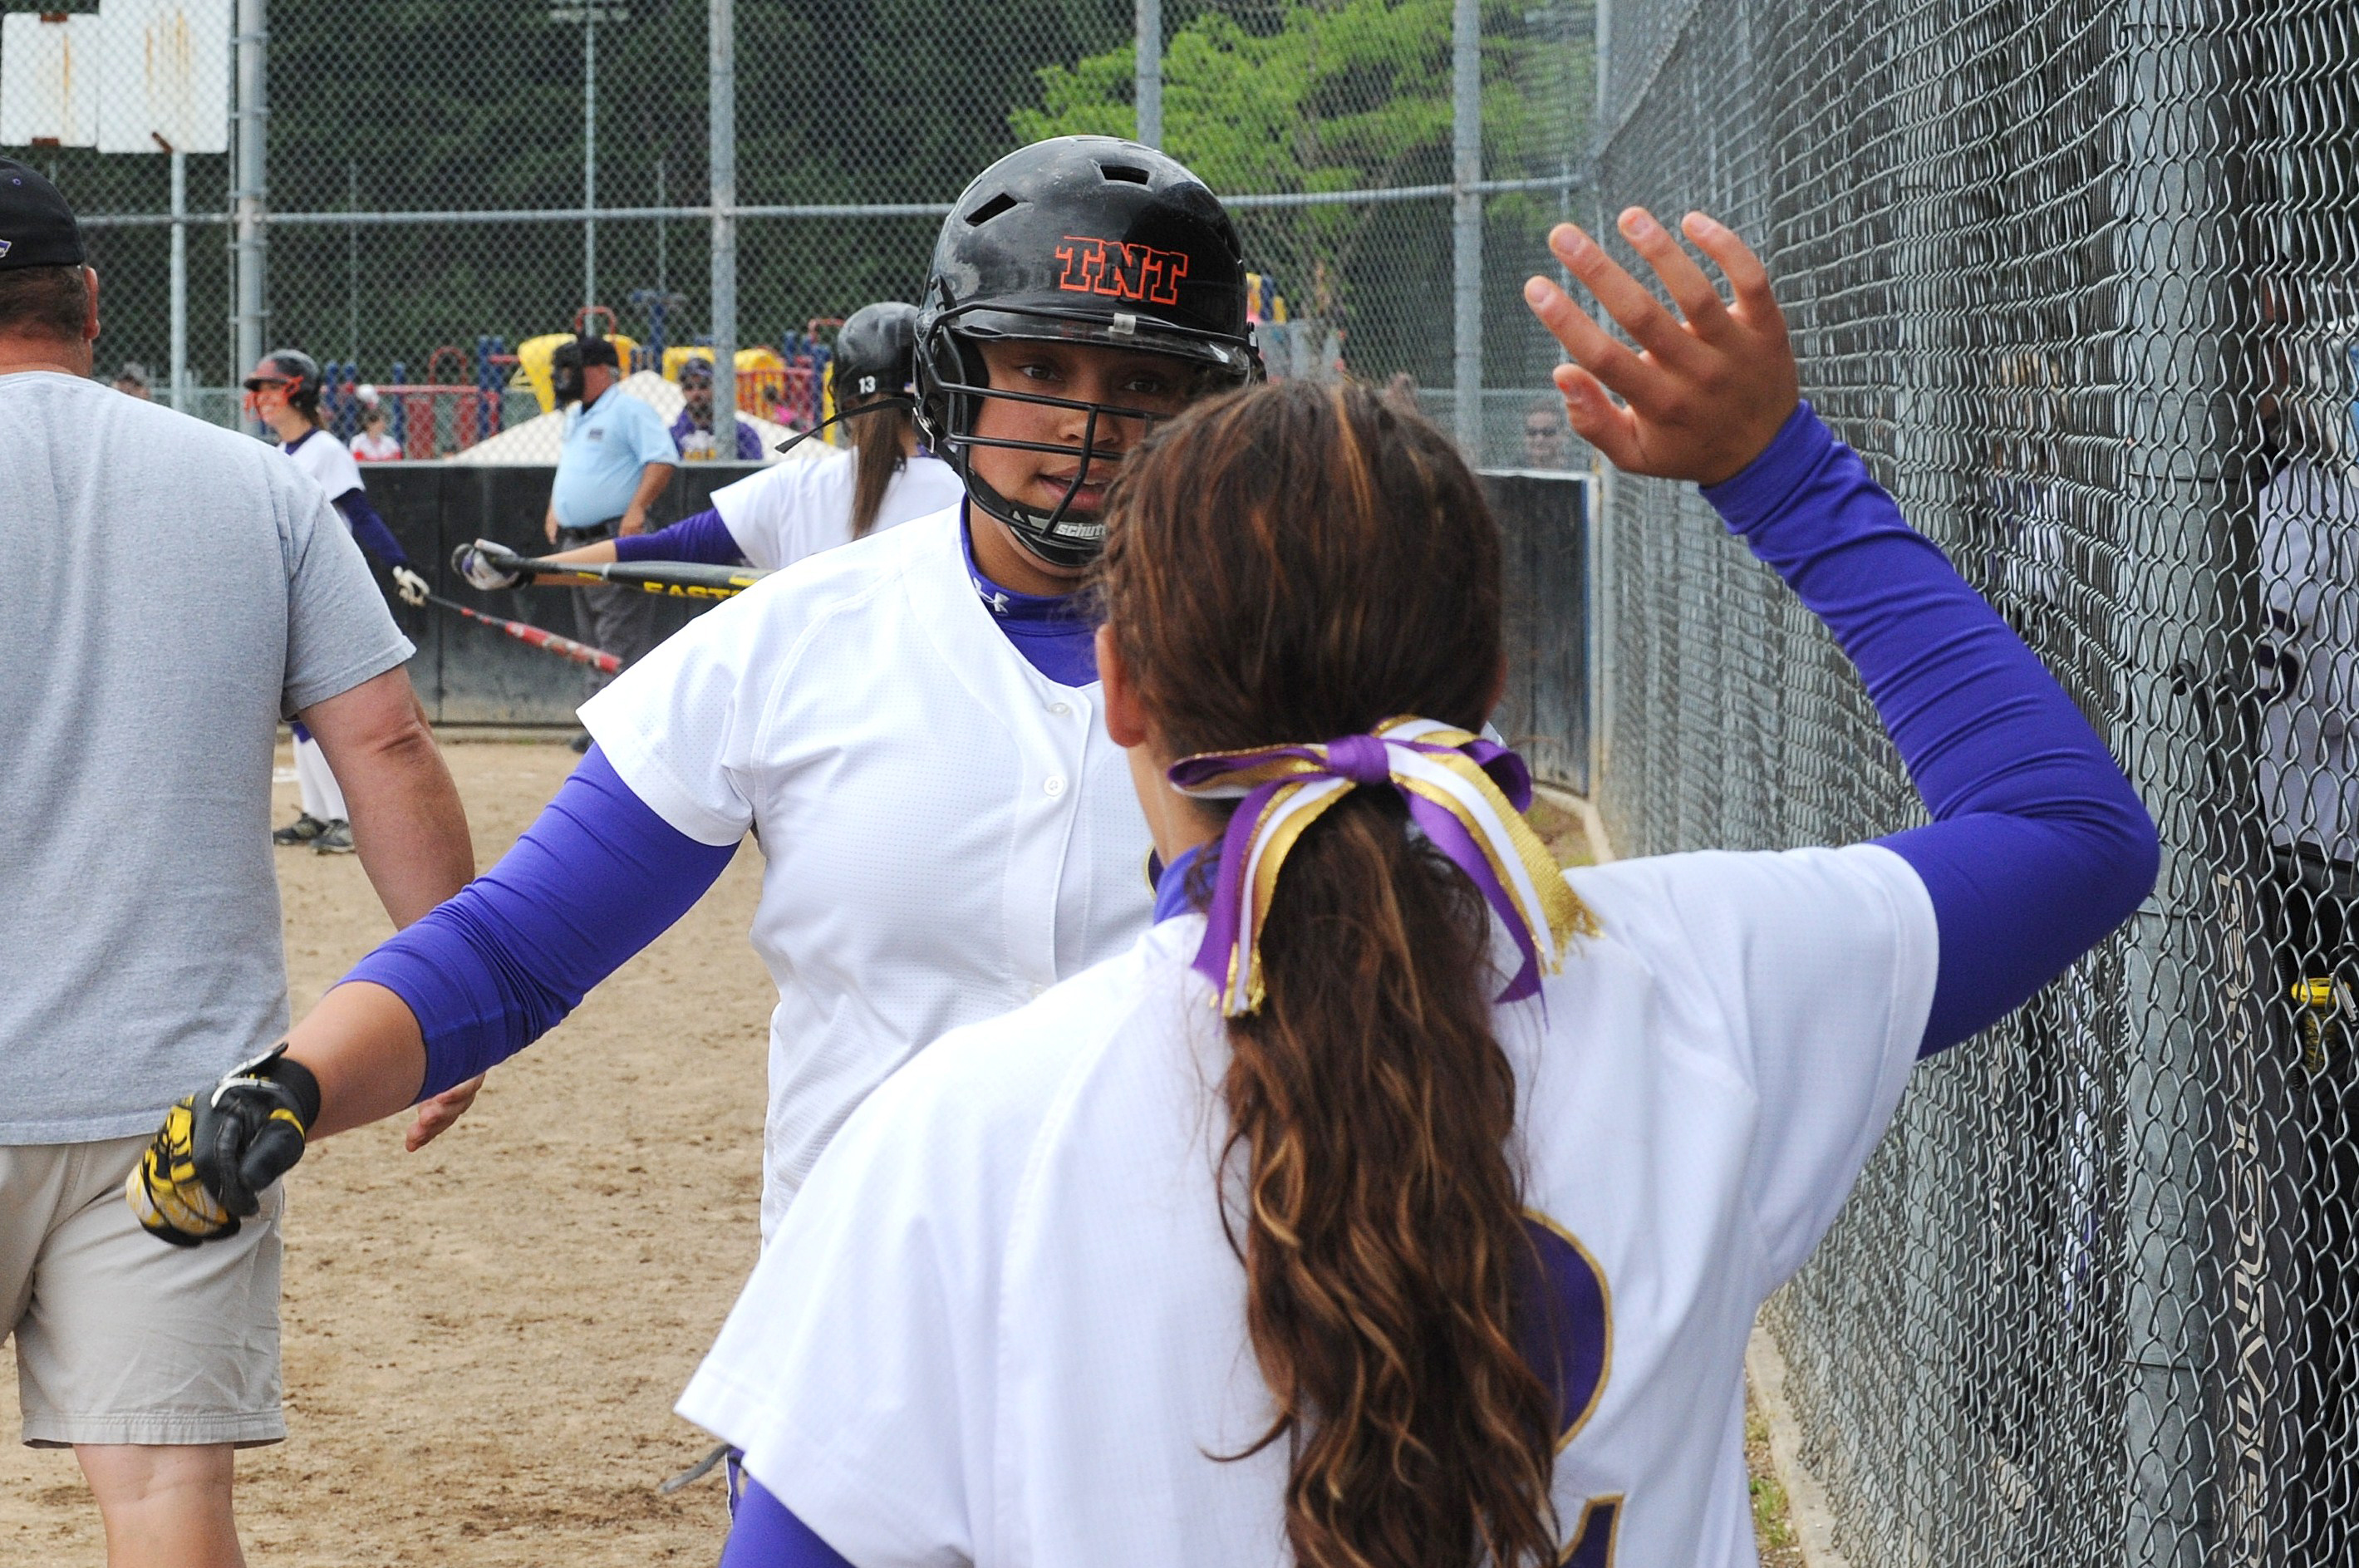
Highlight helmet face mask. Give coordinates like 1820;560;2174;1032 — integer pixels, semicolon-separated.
916;136;1262;569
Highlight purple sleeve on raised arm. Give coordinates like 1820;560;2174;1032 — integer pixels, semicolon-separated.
342;745;739;1097
612;507;748;567
1703;405;2159;1055
718;1479;858;1568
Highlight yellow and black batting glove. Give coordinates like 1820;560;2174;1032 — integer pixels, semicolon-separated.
127;1044;322;1247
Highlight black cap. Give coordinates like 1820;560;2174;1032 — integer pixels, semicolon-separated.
0;159;85;272
576;334;620;371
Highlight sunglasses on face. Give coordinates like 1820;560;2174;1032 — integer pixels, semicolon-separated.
243;377;289;393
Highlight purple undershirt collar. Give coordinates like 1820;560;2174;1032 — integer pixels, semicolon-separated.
958;507;1100;686
1151;843;1208;923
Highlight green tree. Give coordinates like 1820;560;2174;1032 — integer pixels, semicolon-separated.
1010;0;1589;377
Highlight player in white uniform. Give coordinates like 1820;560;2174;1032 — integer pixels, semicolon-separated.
455;302;965;595
130;138;1264;1241
655;215;2158;1566
247;349;430;853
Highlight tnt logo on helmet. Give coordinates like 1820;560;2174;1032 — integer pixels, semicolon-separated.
1054;237;1190;306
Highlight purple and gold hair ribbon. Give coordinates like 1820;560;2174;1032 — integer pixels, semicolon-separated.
1167;716;1598;1015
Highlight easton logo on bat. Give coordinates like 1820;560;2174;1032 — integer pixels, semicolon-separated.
1054;236;1189;305
628;579;759;600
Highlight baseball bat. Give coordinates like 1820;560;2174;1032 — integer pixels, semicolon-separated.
428;595;622;674
515;555;767;599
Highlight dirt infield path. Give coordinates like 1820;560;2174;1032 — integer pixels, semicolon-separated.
2;740;774;1565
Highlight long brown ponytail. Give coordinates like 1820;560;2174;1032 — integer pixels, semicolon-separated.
1098;381;1560;1568
843;392;914;538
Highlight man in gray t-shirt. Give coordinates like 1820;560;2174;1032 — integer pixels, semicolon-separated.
0;160;475;1566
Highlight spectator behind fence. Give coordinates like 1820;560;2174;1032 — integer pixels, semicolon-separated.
1523;393;1572;469
672;354;764;461
545;333;679;750
111;360;150;400
351;386;401;460
0;157;476;1568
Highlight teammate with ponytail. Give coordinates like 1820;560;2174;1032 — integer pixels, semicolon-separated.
673;211;2157;1566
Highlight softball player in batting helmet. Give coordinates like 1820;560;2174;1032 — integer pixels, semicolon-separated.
247;348;432;854
658;214;2159;1565
130;136;1261;1249
455;301;964;592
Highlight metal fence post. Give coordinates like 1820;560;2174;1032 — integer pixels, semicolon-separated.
709;0;737;452
233;0;267;402
170;148;188;411
582;8;598;314
2115;3;2252;1560
1451;0;1482;458
1134;0;1162;149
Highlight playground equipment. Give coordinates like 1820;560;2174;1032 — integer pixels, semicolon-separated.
320;337;523;457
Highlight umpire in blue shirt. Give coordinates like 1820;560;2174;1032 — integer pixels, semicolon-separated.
543;335;677;720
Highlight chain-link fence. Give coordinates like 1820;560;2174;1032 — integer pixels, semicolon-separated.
1;0;1593;469
1591;0;2358;1561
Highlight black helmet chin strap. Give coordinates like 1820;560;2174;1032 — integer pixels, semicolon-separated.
773;393;919;456
946;409;1108;572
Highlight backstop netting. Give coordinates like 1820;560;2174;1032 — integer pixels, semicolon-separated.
1590;1;2357;1561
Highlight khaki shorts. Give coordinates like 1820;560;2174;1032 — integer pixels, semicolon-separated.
2;1134;285;1448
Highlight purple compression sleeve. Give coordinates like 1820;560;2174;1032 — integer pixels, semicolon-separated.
718;1479;857;1568
612;507;747;567
1703;405;2158;1055
342;746;738;1098
333;489;409;568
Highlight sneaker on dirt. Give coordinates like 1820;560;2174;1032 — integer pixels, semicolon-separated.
312;819;356;854
273;812;329;846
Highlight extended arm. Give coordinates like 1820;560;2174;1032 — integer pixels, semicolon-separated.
1523;207;2155;1059
613;507;749;566
298;666;473;928
288;745;737;1135
1706;407;2158;1053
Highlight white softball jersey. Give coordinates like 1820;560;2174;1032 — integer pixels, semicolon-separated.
278;427;366;503
580;505;1153;1237
2257;457;2359;863
711;447;967;573
679;841;1939;1568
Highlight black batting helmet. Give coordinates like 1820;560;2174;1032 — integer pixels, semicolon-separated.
830;301;920;404
915;136;1261;568
246;347;323;415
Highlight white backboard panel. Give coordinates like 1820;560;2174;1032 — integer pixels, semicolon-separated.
0;14;102;150
97;0;230;155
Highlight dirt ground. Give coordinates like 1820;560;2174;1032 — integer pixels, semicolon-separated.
2;739;774;1565
2;738;1799;1566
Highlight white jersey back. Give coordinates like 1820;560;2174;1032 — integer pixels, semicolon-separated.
580;506;1152;1236
2258;457;2359;863
278;427;366;503
710;447;965;572
681;843;1938;1568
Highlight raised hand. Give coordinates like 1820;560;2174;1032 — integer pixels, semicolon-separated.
1522;209;1800;487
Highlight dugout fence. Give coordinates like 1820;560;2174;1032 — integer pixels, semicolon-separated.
1588;0;2359;1561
